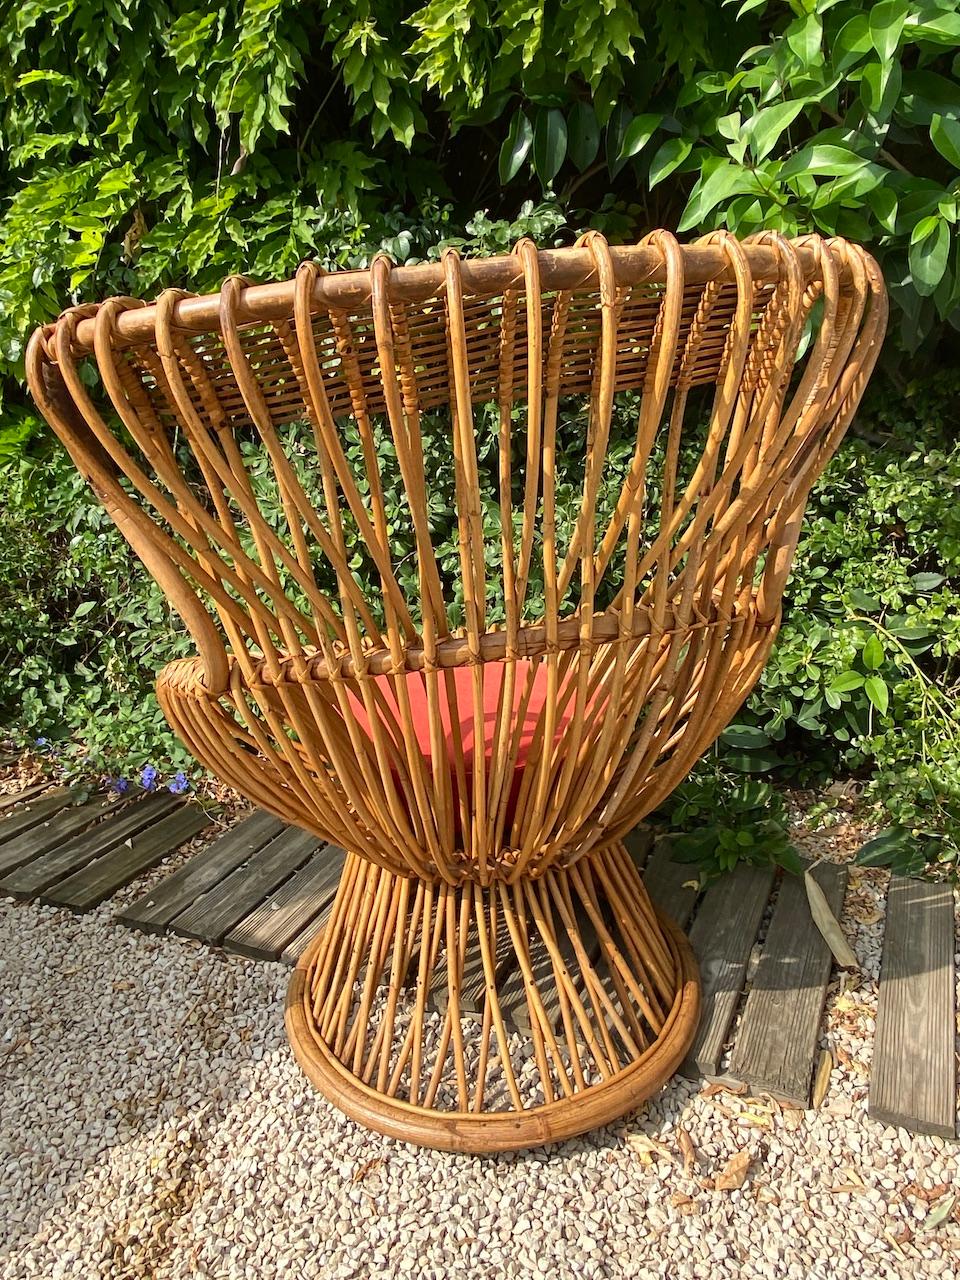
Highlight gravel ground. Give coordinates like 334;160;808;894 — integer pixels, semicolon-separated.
1;805;959;1278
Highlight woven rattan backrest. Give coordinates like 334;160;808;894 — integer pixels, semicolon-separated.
27;231;885;707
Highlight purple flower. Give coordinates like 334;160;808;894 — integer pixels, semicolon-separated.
140;764;158;791
168;772;189;795
35;737;48;747
113;777;130;794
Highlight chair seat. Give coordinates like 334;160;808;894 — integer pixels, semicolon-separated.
344;659;590;837
345;659;577;772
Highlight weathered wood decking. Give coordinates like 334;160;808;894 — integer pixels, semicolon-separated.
0;785;955;1135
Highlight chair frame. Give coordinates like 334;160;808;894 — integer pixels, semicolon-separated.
27;231;886;1151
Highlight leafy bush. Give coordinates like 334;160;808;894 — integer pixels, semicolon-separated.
660;367;960;877
2;0;960;436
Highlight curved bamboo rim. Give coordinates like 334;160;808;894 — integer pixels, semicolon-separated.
286;907;699;1153
56;241;840;355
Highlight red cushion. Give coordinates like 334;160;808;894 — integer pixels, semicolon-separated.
347;659;577;768
344;660;583;836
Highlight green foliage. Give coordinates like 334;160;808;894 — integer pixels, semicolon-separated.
1;0;960;416
0;448;196;782
661;767;804;881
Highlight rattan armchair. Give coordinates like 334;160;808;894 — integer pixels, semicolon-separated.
28;230;885;1152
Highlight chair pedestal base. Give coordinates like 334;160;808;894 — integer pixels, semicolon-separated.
285;843;699;1152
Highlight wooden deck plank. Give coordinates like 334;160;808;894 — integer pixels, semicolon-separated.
641;838;701;928
169;826;320;945
223;844;347;961
680;863;776;1079
728;863;847;1106
117;810;284;933
280;900;338;967
43;805;213;911
0;780;53;813
0;787;77;846
624;824;654;870
869;876;956;1138
1;792;181;899
0;792;128;877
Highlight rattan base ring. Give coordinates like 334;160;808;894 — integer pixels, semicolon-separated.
285;844;700;1153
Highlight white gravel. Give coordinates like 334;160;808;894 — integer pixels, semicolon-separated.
1;864;958;1278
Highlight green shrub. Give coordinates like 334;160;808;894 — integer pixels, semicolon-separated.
1;0;960;429
659;368;960;878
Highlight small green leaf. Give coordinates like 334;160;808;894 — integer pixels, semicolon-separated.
856;826;914;866
780;145;867;179
720;724;772;749
498;111;533;184
909;216;951;296
834;14;872;71
931;114;960;170
532;108;566;185
724;749;783;773
618;113;661;164
567;102;600;172
73;600;97;618
861;634;884;670
829;670;865;693
787;13;821;67
869;0;908;62
911;571;946;592
648;137;693;188
864;675;889;715
748;100;806;161
849;588;882;612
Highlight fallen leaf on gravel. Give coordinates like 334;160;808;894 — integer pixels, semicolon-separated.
805;866;858;968
714;1150;752;1191
676;1126;696;1175
737;1109;772;1128
670;1192;694;1208
624;1133;675;1164
884;1230;906;1259
753;1184;780;1206
700;1080;747;1099
905;1181;952;1202
351;1157;383;1183
921;1193;956;1232
812;1048;833;1110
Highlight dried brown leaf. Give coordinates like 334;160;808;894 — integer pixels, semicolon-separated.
676;1125;696;1175
624;1133;675;1163
812;1048;833;1110
804;866;858;968
351;1157;383;1183
714;1149;752;1192
700;1080;747;1099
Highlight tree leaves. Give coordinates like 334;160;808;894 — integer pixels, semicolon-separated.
747;100;806;161
648;136;692;187
931;114;960;169
910;216;951;295
499;111;533;183
532;108;567;185
566;102;600;172
618;113;661;164
864;675;890;715
869;0;909;62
